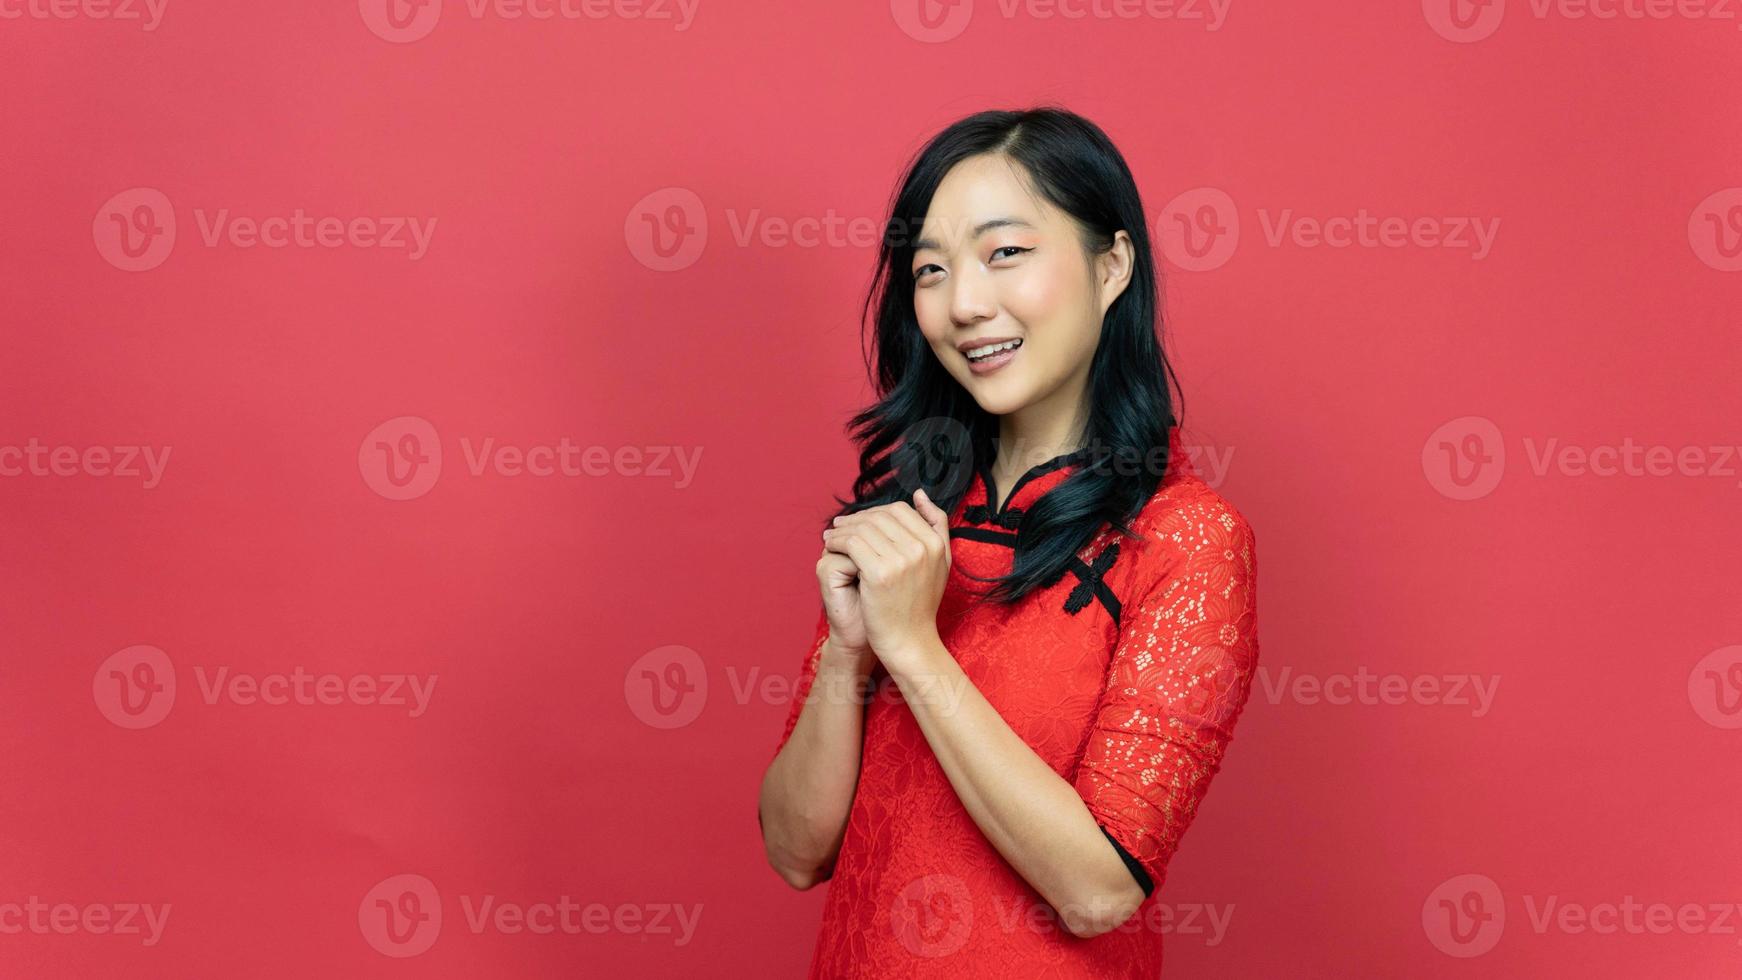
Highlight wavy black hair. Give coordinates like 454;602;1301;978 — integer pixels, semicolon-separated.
828;105;1185;606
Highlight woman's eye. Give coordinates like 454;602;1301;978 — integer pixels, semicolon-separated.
914;264;941;281
991;246;1031;260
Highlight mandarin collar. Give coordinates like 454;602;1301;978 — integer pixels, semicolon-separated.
963;427;1195;525
971;447;1093;523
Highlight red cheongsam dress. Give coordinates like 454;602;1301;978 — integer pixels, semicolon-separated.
771;426;1259;978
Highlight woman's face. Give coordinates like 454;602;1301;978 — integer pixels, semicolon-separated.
910;153;1133;423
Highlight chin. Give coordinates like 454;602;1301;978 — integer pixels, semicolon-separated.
960;376;1032;416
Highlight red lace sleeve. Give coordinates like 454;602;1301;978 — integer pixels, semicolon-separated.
771;605;832;764
1072;496;1259;896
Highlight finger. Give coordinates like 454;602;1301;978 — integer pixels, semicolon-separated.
911;488;951;542
877;501;944;553
817;549;857;571
836;504;938;560
822;526;884;574
832;507;905;550
822;553;864;574
825;521;885;559
856;509;925;561
816;549;859;582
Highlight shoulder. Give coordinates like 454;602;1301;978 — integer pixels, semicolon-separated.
1125;471;1257;580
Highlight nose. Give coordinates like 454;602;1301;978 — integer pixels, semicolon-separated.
948;263;996;327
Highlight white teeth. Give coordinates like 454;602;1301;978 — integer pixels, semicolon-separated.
966;339;1021;361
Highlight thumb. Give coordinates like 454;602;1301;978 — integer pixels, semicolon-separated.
913;487;949;538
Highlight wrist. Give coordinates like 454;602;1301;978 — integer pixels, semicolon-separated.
879;631;946;680
882;634;964;714
818;636;876;677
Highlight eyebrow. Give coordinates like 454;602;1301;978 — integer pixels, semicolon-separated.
912;217;1034;253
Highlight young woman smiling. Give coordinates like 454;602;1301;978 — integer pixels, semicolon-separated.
757;106;1260;978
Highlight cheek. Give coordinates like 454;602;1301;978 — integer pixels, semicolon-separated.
913;292;955;350
1007;268;1103;378
1003;260;1077;320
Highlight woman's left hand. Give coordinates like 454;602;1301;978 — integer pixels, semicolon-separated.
820;488;952;671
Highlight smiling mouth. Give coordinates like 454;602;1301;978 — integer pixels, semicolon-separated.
964;339;1022;362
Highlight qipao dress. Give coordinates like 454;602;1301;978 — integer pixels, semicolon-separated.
771;427;1259;978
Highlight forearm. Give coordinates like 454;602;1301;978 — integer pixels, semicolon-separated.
885;634;1146;937
758;639;876;888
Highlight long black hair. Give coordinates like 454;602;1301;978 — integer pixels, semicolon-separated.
829;105;1184;606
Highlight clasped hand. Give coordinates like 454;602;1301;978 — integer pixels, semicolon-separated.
819;488;952;672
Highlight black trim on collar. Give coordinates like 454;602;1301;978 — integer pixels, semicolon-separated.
972;446;1096;522
950;526;1020;547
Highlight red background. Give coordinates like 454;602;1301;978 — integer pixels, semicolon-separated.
3;1;1740;976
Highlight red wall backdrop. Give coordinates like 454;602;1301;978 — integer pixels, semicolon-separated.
3;2;1740;977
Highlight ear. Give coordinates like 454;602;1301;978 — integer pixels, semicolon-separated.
1097;229;1135;317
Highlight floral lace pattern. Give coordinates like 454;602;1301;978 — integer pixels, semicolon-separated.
1071;494;1259;896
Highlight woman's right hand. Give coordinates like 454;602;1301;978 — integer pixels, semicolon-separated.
815;547;875;668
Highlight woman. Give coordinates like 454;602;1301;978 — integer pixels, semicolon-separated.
756;106;1259;978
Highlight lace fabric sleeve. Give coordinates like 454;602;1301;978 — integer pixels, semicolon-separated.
1072;497;1259;897
771;605;832;764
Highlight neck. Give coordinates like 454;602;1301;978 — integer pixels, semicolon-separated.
993;354;1094;474
996;365;1087;473
993;400;1089;477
